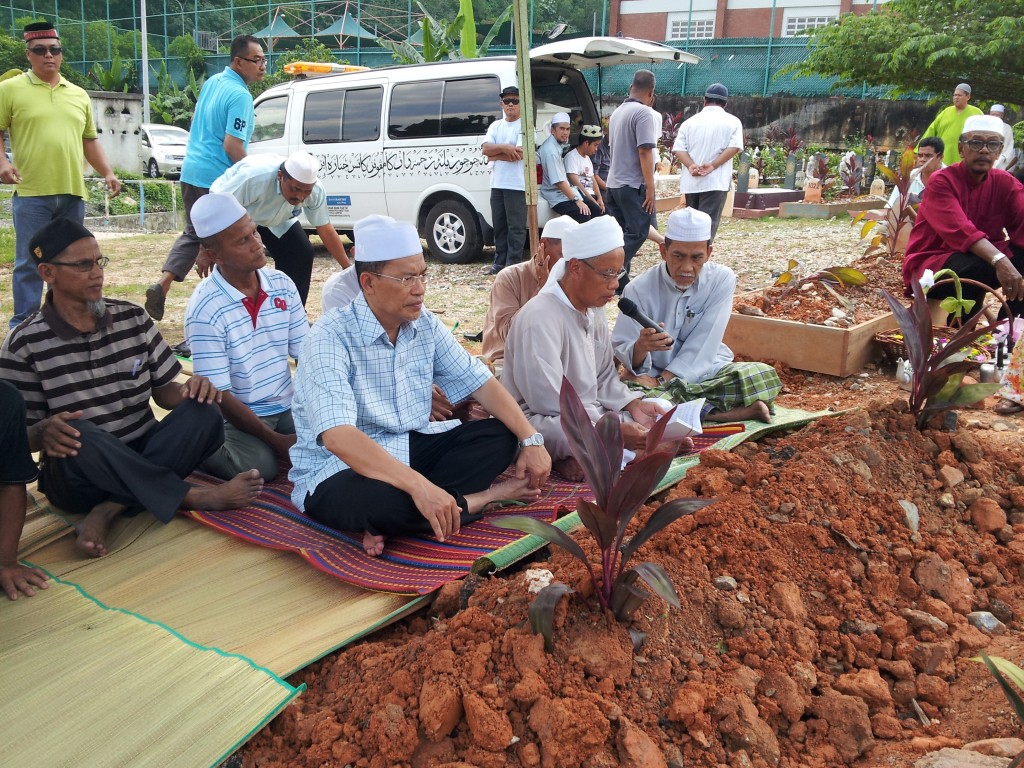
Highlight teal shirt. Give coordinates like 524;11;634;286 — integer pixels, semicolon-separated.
181;67;254;188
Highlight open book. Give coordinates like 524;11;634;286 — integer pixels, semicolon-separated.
644;397;705;441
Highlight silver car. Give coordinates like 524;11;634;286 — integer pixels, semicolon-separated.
139;123;189;178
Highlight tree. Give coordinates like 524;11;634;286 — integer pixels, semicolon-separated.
377;0;512;64
167;34;205;80
788;0;1024;105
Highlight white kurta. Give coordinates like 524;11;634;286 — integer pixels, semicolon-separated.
612;261;735;383
673;106;744;194
502;284;641;459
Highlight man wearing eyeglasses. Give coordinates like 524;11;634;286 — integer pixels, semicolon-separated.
145;34;266;321
482;85;527;275
0;218;264;559
0;21;121;330
903;115;1024;319
289;215;551;557
502;215;683;482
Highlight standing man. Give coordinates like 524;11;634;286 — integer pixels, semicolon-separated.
920;83;982;165
145;34;266;320
207;151;350;304
989;104;1017;172
0;21;121;330
564;125;606;216
605;70;660;291
539;112;598;222
673;83;743;244
482;85;526;276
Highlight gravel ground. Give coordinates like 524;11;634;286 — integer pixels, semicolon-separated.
0;213;867;345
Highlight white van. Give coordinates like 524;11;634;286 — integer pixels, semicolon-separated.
249;37;697;263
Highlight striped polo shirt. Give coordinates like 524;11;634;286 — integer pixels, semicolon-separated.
0;295;182;443
184;266;307;417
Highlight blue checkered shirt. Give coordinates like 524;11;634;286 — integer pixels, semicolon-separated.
289;293;491;509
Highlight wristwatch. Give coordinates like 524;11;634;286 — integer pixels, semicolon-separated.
518;432;545;449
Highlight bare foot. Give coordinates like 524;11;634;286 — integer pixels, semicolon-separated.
553;457;586;482
184;469;264;511
362;531;386;557
466;475;542;514
75;501;126;557
706;400;772;424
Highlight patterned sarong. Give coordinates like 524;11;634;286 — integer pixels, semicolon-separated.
633;362;782;417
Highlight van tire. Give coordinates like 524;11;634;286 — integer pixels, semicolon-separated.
425;199;482;264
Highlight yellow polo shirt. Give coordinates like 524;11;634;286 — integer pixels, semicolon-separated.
0;70;97;198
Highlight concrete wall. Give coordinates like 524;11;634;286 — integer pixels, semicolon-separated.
88;91;144;175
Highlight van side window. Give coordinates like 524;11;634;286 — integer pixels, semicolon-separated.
252;96;287;143
305;87;383;144
389;76;500;140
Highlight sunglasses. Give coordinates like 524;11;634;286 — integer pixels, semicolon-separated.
28;45;62;56
502;98;520;106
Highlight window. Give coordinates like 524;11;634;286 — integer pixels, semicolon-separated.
783;15;836;36
667;18;714;41
303;87;383;144
388;76;500;139
252;96;287;143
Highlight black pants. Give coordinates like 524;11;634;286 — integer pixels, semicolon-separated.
930;244;1024;320
605;184;657;290
490;188;528;269
40;400;224;522
684;189;729;244
0;380;39;484
551;199;604;223
304;419;518;537
257;221;315;305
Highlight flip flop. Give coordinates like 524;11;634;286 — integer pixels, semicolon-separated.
994;398;1024;415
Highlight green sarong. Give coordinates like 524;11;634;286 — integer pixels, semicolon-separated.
631;362;782;417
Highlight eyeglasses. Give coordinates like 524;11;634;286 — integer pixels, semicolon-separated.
28;45;62;56
502;98;520;106
238;55;266;66
372;271;428;288
964;139;1004;153
48;256;110;272
579;260;627;281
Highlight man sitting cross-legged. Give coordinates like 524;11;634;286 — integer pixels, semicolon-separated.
0;219;263;558
613;208;781;424
289;215;552;556
185;192;308;481
502;216;687;481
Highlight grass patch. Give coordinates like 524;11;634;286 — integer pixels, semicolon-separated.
0;226;13;265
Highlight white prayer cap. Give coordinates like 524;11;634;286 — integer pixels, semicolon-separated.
353;214;422;263
955;83;972;95
562;215;623;261
541;216;578;241
191;192;247;238
551;111;570;125
283;151;319;184
666;208;713;242
990;104;1006;114
963;115;1005;135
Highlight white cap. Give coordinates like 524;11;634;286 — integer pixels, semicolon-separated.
191;192;247;238
963;115;1006;135
990;104;1006;114
283;151;320;184
551;111;570;125
541;216;578;241
353;214;422;263
666;208;712;242
544;216;624;287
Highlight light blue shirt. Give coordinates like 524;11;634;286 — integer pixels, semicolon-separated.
288;294;491;509
538;134;573;206
181;67;255;188
211;154;330;238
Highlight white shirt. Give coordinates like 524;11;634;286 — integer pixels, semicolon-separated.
673;106;744;194
321;266;360;313
995;120;1017;171
612;261;735;383
484;117;524;191
564;148;596;196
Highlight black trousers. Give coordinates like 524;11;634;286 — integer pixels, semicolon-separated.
0;380;39;485
304;419;518;537
551;200;604;223
605;184;658;290
490;188;528;269
929;244;1024;320
683;189;729;244
39;400;224;522
257;221;315;305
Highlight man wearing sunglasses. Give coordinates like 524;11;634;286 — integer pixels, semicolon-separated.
0;21;121;330
0;218;264;559
903;115;1024;320
145;34;266;321
481;85;527;275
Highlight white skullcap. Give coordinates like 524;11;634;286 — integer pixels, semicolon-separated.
666;208;712;242
191;192;247;238
353;214;422;263
544;216;624;287
541;216;578;241
551;111;570;125
284;151;319;184
963;115;1005;135
956;83;972;95
990;104;1006;114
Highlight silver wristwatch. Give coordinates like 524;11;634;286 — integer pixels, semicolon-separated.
518;432;545;449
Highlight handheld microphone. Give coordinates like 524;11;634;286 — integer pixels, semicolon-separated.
617;298;661;331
